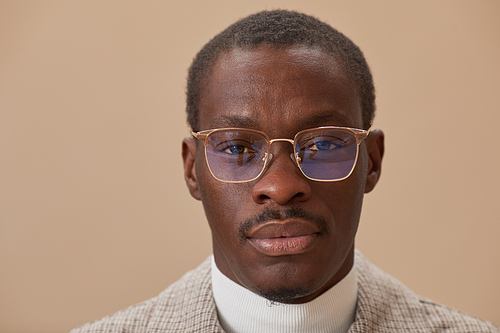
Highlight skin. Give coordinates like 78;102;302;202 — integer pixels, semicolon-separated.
182;45;384;304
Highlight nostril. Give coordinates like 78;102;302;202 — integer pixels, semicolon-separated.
293;192;305;199
259;193;271;201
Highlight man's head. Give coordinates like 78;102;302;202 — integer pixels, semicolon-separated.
186;10;376;132
182;10;384;304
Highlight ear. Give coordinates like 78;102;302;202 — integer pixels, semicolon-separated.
182;137;201;200
364;129;384;193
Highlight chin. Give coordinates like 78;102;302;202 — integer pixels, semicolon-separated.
255;286;314;304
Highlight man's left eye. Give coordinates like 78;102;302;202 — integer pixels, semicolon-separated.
310;141;339;151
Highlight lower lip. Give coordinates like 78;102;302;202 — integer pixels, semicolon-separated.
248;234;318;256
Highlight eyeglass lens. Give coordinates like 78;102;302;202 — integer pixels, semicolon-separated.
294;129;358;181
204;129;359;182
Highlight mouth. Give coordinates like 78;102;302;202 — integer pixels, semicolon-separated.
246;220;320;256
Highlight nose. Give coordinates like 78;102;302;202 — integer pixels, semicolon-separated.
252;143;312;205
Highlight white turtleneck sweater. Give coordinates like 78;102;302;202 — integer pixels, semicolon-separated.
211;256;358;333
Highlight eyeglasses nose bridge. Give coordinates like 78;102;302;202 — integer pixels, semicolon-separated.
268;138;295;145
266;138;300;166
268;138;296;154
261;152;298;165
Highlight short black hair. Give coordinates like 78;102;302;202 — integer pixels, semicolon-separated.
186;10;375;131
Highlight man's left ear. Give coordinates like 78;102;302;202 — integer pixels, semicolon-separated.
364;129;384;193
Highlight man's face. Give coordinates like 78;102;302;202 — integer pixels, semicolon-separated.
183;45;383;303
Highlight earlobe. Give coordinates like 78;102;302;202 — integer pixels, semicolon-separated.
182;137;201;200
364;129;385;193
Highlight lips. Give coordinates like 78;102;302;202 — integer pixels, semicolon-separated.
246;220;320;256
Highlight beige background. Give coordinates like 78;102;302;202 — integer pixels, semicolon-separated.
1;1;499;332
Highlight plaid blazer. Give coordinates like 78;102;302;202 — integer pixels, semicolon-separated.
71;251;499;332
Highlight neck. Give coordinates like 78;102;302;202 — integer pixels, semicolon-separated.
211;256;358;333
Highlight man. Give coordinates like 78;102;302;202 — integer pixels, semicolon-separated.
72;10;498;333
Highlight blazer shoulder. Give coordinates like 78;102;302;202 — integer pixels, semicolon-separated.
353;251;499;333
70;296;158;333
418;296;499;332
70;257;213;333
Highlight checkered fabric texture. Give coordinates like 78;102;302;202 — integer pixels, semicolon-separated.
71;251;499;332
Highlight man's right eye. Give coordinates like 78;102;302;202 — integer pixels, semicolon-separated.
222;144;248;155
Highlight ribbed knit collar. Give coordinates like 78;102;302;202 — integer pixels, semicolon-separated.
211;256;357;333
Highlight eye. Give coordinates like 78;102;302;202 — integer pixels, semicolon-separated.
310;141;339;151
217;140;255;156
301;135;347;153
223;144;250;155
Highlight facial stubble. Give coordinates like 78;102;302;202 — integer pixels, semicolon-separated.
237;207;330;303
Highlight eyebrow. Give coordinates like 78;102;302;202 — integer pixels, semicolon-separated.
209;110;352;130
299;111;352;128
210;115;260;129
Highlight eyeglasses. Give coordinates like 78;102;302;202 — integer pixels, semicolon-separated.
192;126;370;183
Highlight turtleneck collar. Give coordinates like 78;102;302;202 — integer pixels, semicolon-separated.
211;256;357;333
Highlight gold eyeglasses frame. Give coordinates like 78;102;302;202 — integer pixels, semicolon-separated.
191;126;371;183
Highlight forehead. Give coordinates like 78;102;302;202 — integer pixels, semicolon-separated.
198;45;362;133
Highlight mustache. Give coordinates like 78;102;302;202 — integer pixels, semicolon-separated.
238;207;329;242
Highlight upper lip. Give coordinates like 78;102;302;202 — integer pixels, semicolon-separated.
246;220;320;239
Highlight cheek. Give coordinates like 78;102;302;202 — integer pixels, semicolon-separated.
318;151;368;232
342;151;368;230
195;157;248;239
